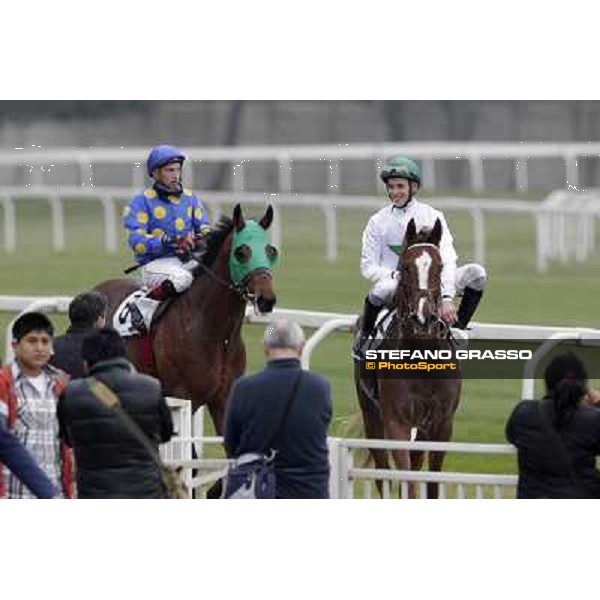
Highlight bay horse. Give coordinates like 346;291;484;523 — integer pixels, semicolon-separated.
354;218;462;498
95;204;277;435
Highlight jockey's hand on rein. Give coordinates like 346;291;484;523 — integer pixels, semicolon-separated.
162;233;195;259
440;299;457;325
174;233;195;253
193;232;209;252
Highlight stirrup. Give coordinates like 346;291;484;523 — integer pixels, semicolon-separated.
129;302;148;335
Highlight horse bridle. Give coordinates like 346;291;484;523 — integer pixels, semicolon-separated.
398;243;446;337
193;258;272;305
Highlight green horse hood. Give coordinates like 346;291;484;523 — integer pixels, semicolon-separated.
229;205;279;286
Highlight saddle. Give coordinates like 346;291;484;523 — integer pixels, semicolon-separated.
112;289;175;338
351;308;397;362
353;312;467;407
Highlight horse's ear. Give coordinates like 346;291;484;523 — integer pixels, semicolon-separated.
233;203;245;232
259;205;273;230
430;218;442;246
405;218;417;247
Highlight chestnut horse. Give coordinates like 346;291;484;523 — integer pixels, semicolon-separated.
95;204;277;434
354;218;461;498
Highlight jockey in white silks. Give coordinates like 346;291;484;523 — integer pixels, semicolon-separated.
355;155;487;351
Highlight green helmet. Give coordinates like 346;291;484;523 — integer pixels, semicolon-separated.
380;156;422;186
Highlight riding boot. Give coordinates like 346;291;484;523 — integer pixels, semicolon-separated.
147;279;178;301
353;297;381;356
130;280;178;334
455;287;483;330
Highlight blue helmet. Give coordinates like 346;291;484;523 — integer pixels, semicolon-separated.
146;144;186;177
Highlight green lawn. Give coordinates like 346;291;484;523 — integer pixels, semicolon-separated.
2;196;600;480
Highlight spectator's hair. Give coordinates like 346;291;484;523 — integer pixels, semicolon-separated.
81;327;126;367
12;312;54;341
544;352;588;429
68;291;108;328
263;319;305;349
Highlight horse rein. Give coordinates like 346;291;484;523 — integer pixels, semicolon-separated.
404;242;439;252
193;259;271;305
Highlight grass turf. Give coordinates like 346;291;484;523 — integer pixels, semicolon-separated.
2;196;600;480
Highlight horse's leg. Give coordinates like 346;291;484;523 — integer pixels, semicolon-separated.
385;421;413;499
355;369;389;498
205;398;225;436
361;405;389;498
427;419;454;499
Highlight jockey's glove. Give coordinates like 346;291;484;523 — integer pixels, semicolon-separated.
173;234;195;254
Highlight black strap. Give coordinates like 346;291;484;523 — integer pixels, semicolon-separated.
265;370;303;453
86;377;163;470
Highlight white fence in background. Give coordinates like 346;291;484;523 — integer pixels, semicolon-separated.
537;188;600;268
2;184;598;271
1;141;600;192
4;294;598;499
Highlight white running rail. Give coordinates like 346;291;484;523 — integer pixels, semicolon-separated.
2;297;600;400
0;141;598;192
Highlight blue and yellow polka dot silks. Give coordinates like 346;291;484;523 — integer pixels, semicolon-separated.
123;187;210;264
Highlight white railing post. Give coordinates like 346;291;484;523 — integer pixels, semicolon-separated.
470;207;485;265
565;154;579;189
279;154;292;193
515;160;529;192
423;158;436;191
79;156;93;187
328;159;340;194
301;317;355;369
133;164;145;189
1;196;16;253
470;155;484;192
233;161;245;192
535;211;548;273
337;440;353;499
327;437;341;499
48;194;65;252
270;201;282;251
192;406;205;459
101;196;118;253
323;203;337;263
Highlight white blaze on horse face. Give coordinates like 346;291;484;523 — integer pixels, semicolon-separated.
414;251;432;291
417;296;426;324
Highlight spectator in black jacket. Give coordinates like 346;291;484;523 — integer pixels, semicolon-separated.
51;291;108;379
506;352;600;499
57;328;173;498
224;319;332;498
0;420;57;498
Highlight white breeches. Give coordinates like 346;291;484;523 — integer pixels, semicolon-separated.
368;263;487;307
141;257;197;293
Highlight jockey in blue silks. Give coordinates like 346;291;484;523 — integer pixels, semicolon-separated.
123;144;211;333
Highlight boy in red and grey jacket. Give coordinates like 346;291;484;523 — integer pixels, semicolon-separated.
0;312;73;499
